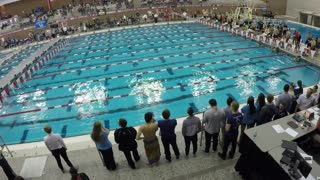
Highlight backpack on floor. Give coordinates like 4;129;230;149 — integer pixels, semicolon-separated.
77;173;90;180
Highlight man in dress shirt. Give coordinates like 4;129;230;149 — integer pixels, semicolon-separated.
43;125;75;173
202;99;226;153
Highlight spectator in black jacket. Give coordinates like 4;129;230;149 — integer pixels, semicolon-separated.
273;103;288;120
114;118;140;169
257;94;277;125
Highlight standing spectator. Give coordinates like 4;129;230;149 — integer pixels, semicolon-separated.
218;101;242;160
240;96;256;142
43;126;75;173
276;84;293;112
223;97;233;119
222;97;233;145
312;85;319;104
0;152;17;180
255;93;266;125
255;93;266;112
295;80;303;97
114;119;140;169
202;99;226;153
273;103;288;120
295;88;316;112
91;121;117;170
288;83;296;98
158;109;180;162
182;107;201;156
258;94;277;125
136;112;161;165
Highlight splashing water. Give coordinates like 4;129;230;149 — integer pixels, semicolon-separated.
73;82;107;119
236;65;256;97
129;77;165;105
189;71;217;97
266;75;281;91
17;90;47;121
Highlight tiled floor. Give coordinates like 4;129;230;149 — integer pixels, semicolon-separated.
1;132;242;180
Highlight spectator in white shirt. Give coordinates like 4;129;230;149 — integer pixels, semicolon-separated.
312;85;319;104
43;125;75;173
295;88;316;112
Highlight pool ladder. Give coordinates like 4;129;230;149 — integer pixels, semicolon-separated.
0;136;13;157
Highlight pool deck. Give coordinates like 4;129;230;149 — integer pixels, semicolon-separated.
1;19;320;179
1;127;242;180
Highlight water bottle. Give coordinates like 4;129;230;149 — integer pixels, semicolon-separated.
253;130;257;141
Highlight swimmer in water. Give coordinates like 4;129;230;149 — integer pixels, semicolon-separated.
294;56;301;62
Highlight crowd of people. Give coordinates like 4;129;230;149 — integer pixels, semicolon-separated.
2;79;320;180
200;11;320;56
0;8;165;49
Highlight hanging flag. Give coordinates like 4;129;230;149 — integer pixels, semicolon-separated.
5;87;10;97
13;81;18;88
24;71;29;79
19;76;24;83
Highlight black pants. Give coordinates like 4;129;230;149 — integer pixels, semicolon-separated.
51;148;74;171
161;136;180;161
99;148;116;170
123;149;140;168
222;135;237;158
184;134;198;156
0;154;16;180
240;124;255;143
205;131;219;152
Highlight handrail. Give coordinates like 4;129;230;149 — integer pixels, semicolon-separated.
0;135;13;157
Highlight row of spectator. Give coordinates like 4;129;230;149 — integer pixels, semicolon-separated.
2;79;319;179
200;11;320;55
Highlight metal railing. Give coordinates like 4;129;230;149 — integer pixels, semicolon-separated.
0;135;13;157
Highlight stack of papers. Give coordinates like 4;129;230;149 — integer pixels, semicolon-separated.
272;124;285;133
285;128;298;137
272;125;299;137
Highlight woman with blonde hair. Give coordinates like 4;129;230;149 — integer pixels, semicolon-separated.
91;121;116;170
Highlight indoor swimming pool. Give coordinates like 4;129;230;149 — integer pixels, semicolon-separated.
1;22;320;144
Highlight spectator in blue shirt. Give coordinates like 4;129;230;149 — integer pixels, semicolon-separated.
219;101;242;160
91;121;117;170
158;109;180;162
240;96;256;143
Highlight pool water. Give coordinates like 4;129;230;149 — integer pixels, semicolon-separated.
0;43;46;79
0;22;319;144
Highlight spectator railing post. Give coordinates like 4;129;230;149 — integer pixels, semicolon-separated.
200;112;205;147
0;136;13;157
95;143;105;167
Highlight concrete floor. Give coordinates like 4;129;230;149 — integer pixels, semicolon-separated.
1;132;242;180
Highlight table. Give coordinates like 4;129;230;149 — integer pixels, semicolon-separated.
235;107;320;180
245;113;317;153
269;146;320;179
